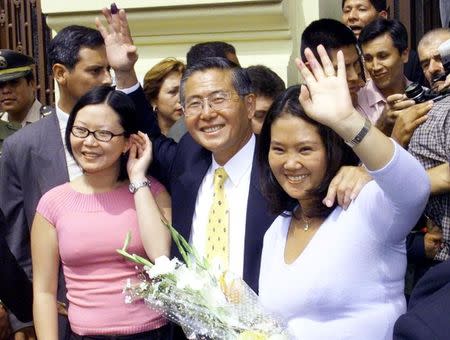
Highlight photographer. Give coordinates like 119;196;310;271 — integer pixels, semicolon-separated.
392;28;450;287
388;29;450;148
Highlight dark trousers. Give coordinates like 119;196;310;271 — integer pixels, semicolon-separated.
69;324;170;340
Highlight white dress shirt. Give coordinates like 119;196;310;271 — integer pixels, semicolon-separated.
190;135;255;277
55;106;82;181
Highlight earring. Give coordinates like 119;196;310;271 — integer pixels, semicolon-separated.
153;106;158;113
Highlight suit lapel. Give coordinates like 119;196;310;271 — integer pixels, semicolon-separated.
32;113;69;195
243;141;277;292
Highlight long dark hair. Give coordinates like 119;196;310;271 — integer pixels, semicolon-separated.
65;85;139;181
258;85;359;218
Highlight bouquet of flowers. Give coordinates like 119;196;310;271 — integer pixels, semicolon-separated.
117;222;291;340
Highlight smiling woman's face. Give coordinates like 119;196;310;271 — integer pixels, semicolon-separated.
70;103;129;177
268;113;327;204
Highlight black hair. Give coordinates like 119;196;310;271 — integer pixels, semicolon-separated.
300;19;366;82
186;41;237;67
301;19;359;61
341;0;387;12
246;65;286;100
258;85;359;218
359;18;408;54
179;57;252;105
65;85;139;182
48;25;104;70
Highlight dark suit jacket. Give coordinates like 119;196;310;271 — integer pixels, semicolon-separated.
146;107;276;294
393;260;450;340
0;210;33;322
0;110;70;334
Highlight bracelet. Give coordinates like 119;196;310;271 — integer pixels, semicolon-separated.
345;117;372;148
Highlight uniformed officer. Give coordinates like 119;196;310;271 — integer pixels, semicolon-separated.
0;49;48;155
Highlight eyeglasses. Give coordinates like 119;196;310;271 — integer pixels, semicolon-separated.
183;91;241;117
71;125;125;142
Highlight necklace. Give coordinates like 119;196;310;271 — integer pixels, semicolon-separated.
301;214;310;232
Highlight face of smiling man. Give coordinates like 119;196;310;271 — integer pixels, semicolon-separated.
183;68;255;165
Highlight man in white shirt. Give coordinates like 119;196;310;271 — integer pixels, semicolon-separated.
150;57;275;290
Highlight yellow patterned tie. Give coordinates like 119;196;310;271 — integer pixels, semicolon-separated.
205;167;229;271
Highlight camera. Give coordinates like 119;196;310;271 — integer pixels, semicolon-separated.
404;83;450;103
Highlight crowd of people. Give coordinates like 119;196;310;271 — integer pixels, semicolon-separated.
0;0;449;339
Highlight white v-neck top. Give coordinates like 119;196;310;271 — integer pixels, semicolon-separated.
259;142;430;340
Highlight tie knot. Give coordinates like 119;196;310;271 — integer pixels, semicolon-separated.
214;167;228;186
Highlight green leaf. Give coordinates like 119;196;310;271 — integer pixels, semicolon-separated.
122;231;132;251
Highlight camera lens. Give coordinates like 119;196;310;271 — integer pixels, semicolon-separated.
405;82;425;103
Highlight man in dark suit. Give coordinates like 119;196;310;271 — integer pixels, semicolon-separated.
150;57;275;294
0;8;154;339
0;210;33;325
393;259;450;339
146;57;275;340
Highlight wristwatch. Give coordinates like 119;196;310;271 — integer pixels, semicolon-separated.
128;179;150;194
345;117;372;148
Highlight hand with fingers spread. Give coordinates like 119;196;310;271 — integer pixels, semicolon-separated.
95;5;138;87
127;131;153;182
391;100;432;148
295;45;357;128
323;165;372;210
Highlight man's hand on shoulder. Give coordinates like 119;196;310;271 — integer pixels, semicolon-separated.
323;165;372;210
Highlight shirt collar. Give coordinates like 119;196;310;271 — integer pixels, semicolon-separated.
366;77;412;107
365;79;387;108
211;134;255;187
55;105;69;130
22;100;41;126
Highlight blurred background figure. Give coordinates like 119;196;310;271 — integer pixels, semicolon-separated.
186;41;239;68
246;65;285;134
341;0;426;87
0;49;45;155
143;58;185;136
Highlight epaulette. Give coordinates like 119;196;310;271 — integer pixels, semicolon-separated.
40;105;53;117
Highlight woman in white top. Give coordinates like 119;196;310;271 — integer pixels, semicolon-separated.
257;46;430;339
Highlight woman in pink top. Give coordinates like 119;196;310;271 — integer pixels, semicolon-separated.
31;86;171;340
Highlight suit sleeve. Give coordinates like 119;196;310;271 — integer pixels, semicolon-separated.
0;211;33;322
126;86;162;139
393;313;437;340
126;84;180;191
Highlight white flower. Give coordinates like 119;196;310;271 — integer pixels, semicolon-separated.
175;265;205;291
147;256;177;278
